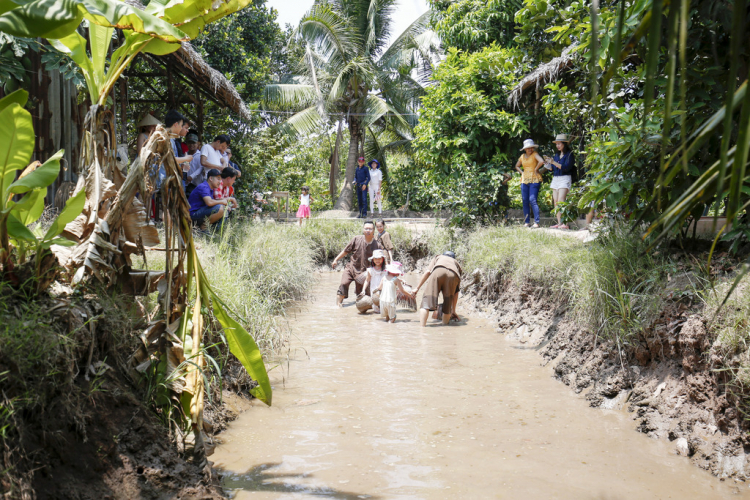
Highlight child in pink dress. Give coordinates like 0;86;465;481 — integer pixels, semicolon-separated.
296;186;313;225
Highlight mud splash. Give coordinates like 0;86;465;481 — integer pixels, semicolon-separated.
213;273;748;498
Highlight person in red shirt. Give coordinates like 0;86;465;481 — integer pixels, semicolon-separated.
214;167;238;214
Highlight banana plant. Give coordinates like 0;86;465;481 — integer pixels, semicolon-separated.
0;90;85;284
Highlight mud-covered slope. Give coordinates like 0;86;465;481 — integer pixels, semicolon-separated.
461;273;750;480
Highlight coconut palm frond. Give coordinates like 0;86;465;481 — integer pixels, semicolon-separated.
299;3;360;63
263;84;318;111
277;105;325;137
379;12;436;69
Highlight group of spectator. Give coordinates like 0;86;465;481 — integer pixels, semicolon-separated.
135;110;241;231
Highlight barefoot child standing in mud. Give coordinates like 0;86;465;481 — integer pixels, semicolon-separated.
374;263;411;322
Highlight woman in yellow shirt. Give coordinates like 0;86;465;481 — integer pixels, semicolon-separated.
514;139;546;228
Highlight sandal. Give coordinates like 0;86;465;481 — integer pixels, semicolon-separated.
559;224;569;230
532;223;540;228
550;224;560;229
524;223;530;227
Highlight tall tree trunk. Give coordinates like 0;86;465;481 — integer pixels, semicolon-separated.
329;121;342;200
334;117;361;210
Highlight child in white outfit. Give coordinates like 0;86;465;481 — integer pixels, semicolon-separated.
375;263;411;322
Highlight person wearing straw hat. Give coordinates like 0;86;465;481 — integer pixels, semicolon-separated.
136;113;161;157
514;139;546;228
543;134;576;229
355;249;388;313
414;251;462;326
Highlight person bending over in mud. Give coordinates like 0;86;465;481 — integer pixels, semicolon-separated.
374;263;411;323
413;251;463;326
332;220;382;307
356;249;388;314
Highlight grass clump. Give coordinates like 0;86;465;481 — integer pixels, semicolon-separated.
462;226;676;345
706;282;750;416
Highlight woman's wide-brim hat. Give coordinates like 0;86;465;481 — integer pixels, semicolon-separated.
369;249;386;261
386;263;403;275
138;114;161;128
520;138;539;151
553;134;571;143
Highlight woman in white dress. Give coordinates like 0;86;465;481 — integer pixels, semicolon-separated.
368;159;383;216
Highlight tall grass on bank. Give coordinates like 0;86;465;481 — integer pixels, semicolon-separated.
707;282;750;417
462;226;674;344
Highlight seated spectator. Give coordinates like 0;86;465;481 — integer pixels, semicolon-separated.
214;167;238;215
187;168;236;230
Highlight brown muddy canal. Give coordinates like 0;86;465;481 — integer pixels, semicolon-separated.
214;273;748;499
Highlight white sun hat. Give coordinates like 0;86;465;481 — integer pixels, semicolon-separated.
520;138;539;151
368;249;387;261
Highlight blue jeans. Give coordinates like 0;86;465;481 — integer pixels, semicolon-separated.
521;182;541;224
190;204;223;229
356;185;368;216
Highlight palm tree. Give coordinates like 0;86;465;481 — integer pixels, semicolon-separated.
264;0;440;210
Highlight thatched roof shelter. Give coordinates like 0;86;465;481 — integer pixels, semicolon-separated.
508;45;577;108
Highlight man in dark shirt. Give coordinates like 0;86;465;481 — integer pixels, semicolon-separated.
331;220;382;306
187;168;236;229
354;156;370;218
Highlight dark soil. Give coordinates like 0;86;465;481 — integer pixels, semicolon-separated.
0;288;243;500
28;374;225;500
461;272;750;481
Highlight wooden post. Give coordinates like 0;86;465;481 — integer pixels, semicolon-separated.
167;63;175;108
196;88;204;139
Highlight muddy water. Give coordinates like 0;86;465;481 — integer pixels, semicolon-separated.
214;273;748;499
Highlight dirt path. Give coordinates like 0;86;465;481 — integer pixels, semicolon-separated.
212;273;748;499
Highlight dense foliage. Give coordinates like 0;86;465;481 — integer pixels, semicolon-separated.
191;1;285;102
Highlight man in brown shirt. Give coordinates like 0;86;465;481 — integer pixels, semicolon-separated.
413;251;463;326
375;219;394;263
332;220;382;306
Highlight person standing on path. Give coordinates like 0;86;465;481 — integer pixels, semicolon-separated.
514;139;545;228
332;220;382;306
544;134;575;229
296;186;313;226
414;251;463;326
368;159;383;216
354;157;371;218
375;219;394;263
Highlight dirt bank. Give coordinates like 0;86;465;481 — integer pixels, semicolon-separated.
0;288;241;500
461;270;750;481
